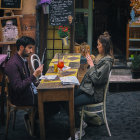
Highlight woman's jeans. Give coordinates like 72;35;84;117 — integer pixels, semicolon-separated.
74;88;96;127
74;88;95;107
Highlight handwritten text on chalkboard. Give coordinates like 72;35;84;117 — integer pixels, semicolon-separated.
49;0;74;26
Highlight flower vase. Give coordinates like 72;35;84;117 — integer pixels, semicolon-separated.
62;36;68;46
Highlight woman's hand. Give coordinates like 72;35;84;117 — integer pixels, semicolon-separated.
33;64;44;78
86;53;94;67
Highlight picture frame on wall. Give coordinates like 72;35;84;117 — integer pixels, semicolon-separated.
0;0;22;10
0;16;21;43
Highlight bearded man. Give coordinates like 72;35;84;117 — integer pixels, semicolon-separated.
5;36;43;106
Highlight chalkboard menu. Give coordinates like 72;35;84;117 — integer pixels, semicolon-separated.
0;0;22;10
49;0;74;26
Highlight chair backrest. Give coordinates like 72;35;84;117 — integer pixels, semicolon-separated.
5;76;9;98
31;54;42;74
103;71;112;106
5;76;14;105
4;76;15;107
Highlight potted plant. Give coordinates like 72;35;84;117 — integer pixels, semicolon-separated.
131;54;140;79
58;26;69;46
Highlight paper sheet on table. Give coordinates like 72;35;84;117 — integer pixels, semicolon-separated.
39;75;57;80
60;76;80;85
62;65;71;71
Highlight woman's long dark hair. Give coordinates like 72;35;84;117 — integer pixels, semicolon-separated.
98;31;113;57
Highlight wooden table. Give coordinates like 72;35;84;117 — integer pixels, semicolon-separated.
37;53;81;140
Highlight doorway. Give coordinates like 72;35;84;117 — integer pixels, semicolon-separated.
93;0;130;59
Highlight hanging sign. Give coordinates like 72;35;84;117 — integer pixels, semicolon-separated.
0;0;22;10
49;0;74;26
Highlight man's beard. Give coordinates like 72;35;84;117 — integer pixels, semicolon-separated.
22;49;30;57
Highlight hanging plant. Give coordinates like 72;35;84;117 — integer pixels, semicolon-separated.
58;26;69;38
58;26;69;46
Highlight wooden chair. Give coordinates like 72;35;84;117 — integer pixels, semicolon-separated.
79;71;112;139
5;76;36;139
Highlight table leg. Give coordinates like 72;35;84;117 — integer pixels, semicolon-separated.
69;89;75;140
38;94;46;140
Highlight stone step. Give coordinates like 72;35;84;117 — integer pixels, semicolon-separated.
109;82;140;92
110;68;140;92
113;58;127;69
111;69;131;75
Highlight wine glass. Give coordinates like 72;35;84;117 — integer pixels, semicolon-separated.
57;54;64;73
57;60;64;70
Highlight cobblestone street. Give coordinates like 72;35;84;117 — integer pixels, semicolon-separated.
1;91;140;140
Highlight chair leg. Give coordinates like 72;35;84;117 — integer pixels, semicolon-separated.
80;107;84;140
0;97;5;125
5;105;11;140
30;108;35;136
103;107;111;136
101;106;105;122
12;110;17;130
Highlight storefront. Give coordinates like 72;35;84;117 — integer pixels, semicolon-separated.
36;0;131;72
0;0;136;69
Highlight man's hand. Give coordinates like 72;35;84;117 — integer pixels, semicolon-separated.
33;64;44;78
86;53;94;68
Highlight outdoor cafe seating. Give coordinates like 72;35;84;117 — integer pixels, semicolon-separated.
1;52;112;140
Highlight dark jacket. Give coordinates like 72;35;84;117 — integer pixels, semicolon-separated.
80;55;113;103
4;53;37;106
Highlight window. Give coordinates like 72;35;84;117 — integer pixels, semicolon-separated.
45;24;70;69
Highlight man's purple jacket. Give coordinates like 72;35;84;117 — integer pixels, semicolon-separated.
4;53;37;106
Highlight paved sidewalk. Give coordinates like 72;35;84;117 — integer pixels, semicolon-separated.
1;91;140;140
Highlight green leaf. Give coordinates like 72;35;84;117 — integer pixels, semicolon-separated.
131;55;140;71
57;26;69;38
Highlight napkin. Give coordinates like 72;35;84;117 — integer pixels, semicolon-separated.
62;65;71;71
39;75;57;80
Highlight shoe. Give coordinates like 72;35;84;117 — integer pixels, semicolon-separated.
67;129;85;140
24;114;32;136
82;120;87;129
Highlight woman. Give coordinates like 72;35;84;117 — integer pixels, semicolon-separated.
75;31;114;107
70;32;114;139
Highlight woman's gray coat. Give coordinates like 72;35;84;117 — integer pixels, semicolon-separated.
80;55;113;103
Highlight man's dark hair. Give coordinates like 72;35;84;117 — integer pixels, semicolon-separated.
16;36;35;51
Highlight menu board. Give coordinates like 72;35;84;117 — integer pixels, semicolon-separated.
49;0;74;26
0;0;22;10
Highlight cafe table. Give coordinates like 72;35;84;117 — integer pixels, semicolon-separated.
37;53;81;140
